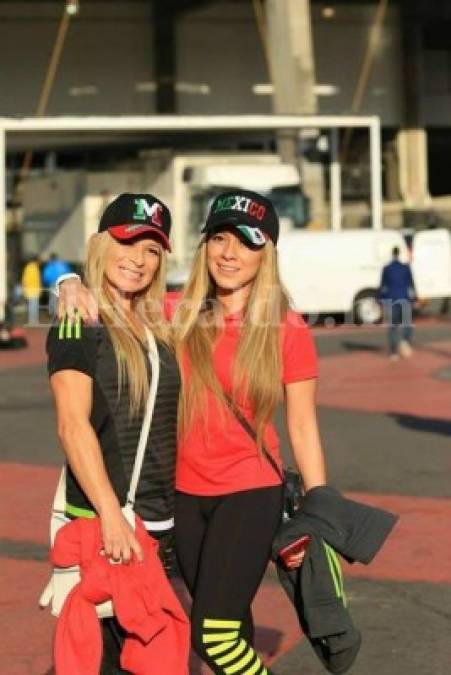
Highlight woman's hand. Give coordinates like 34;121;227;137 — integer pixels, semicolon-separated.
58;278;98;324
100;505;144;564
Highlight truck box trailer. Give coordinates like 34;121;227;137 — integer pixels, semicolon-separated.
278;227;451;323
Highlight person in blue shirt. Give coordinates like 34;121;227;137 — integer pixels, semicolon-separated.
379;246;417;360
42;253;72;316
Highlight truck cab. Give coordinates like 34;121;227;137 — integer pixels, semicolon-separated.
166;155;308;285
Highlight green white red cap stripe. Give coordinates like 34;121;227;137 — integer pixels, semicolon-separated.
236;225;267;246
108;223;171;251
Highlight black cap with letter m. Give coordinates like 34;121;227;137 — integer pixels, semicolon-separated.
98;193;172;251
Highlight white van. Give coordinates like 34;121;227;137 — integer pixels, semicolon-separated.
278;228;451;323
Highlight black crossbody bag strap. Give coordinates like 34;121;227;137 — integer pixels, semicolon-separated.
224;393;284;482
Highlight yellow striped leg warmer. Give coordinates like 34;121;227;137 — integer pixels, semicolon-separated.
202;618;269;675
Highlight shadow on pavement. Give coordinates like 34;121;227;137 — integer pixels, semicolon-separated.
417;344;451;359
255;624;284;660
341;340;384;353
390;412;451;437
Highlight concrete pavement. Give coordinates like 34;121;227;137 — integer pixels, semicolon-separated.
0;319;450;674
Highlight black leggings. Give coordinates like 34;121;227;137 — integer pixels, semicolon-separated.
175;485;283;675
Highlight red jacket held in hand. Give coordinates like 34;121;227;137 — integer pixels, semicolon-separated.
51;515;190;675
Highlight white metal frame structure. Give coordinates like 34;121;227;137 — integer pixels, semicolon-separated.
0;114;381;320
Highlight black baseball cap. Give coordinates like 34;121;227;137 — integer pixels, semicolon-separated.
98;193;172;251
201;189;279;247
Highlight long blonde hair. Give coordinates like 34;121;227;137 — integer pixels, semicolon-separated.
175;239;289;445
85;232;171;417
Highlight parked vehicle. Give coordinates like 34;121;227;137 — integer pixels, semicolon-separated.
21;152;451;324
278;227;451;323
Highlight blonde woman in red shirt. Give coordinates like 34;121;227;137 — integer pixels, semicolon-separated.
172;190;326;675
56;189;326;675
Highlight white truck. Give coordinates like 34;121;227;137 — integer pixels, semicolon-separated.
24;152;451;323
145;152;451;322
30;151;308;274
278;227;451;323
139;152;309;284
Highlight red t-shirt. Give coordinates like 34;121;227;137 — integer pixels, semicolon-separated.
166;293;318;496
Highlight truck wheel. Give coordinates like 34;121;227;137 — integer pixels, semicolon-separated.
353;290;382;325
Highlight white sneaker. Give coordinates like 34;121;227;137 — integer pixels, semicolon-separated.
399;340;413;358
389;354;400;361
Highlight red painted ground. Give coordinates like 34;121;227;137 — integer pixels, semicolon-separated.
317;341;451;419
0;559;301;675
0;559;54;675
0;328;47;371
2;462;451;586
2;465;451;674
1;323;450;673
341;492;451;584
4;485;450;675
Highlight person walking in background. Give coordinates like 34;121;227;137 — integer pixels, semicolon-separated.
379;246;417;360
42;253;72;316
21;255;41;325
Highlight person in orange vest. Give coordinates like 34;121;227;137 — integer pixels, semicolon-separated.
21;255;41;324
